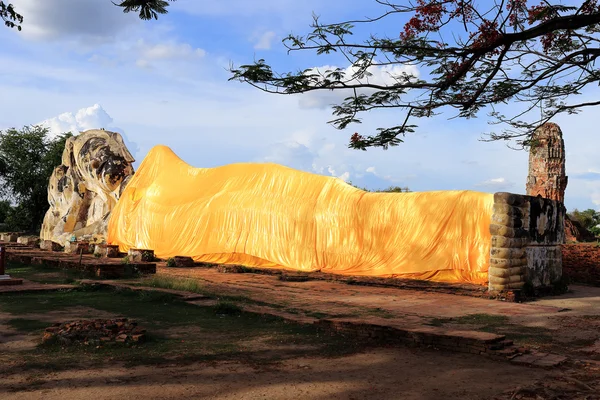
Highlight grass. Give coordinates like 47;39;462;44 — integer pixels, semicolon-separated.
137;275;205;294
454;314;510;325
134;275;290;311
6;263;81;284
213;301;242;315
427;313;509;327
0;286;362;372
137;276;393;321
426;313;554;347
7;318;50;332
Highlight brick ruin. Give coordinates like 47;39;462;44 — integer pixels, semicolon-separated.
525;123;595;243
526;122;568;203
488;123;571;293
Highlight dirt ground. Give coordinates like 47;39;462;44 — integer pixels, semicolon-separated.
0;346;556;400
2;264;600;399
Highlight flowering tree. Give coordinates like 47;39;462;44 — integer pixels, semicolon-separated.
230;1;600;150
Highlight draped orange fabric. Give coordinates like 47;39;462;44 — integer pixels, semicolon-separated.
108;146;494;284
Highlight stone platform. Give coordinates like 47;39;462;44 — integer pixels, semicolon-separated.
2;244;156;278
0;279;73;293
0;276;23;286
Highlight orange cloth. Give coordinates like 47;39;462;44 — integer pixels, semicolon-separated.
108;146;494;284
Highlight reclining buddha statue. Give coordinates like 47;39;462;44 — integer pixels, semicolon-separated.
107;145;494;284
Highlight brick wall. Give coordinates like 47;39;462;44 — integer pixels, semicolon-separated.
561;243;600;286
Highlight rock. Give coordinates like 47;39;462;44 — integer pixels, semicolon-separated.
42;332;55;343
39;130;135;247
41;318;145;347
132;334;146;343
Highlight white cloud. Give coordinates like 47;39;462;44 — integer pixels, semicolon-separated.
14;0;138;41
326;166;351;181
261;141;316;172
135;59;152;69
475;177;515;190
37;104;140;162
38;104;115;138
253;31;276;50
592;192;600;207
137;40;206;61
298;64;420;110
84;37;207;75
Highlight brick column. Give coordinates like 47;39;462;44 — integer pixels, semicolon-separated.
0;246;5;276
488;193;529;292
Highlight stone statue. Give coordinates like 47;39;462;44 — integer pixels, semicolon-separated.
40;129;135;246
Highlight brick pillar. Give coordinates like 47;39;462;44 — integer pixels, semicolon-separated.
526;122;568;203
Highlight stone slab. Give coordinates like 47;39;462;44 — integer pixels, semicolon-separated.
0;276;23;286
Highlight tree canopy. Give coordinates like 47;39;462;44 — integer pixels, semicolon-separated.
230;1;600;150
0;126;71;232
569;208;600;236
349;182;411;193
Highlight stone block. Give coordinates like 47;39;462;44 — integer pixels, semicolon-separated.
0;233;18;242
128;248;155;262
524;195;566;245
526;245;563;288
510;353;545;366
494;192;526;207
0;275;23;286
94;244;120;258
172;256;195;268
41;240;63;252
17;236;40;246
532;354;567;368
64;241;93;255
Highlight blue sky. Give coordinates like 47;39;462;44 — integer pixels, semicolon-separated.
0;0;599;211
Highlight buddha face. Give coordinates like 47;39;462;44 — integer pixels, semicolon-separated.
77;132;135;194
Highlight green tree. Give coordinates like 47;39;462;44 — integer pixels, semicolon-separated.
0;200;9;220
569;208;600;232
0;200;11;229
0;126;72;232
348;181;411;193
230;1;600;150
